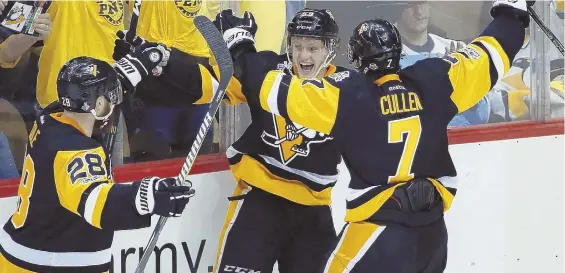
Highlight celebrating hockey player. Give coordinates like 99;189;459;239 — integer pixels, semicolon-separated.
239;0;531;272
113;7;347;273
0;52;193;272
114;0;530;272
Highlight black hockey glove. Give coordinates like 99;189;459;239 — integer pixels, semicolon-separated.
113;41;170;91
213;9;257;54
134;177;195;217
491;0;535;28
112;30;144;61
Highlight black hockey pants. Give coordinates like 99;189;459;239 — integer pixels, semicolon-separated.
213;182;337;273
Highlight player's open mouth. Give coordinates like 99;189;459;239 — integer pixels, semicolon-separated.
299;63;315;71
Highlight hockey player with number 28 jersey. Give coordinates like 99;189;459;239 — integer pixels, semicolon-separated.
0;42;192;273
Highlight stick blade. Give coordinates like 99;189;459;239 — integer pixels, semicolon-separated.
194;16;234;89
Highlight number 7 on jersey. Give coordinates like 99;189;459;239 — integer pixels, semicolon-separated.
387;115;422;183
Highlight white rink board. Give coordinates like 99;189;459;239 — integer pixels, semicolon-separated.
0;135;562;273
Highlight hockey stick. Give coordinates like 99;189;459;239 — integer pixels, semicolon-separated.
528;6;564;56
134;16;234;273
101;0;142;164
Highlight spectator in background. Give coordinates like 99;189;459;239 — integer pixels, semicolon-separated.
0;0;52;179
0;11;51;68
488;0;564;121
34;1;126;166
122;0;217;162
386;1;491;127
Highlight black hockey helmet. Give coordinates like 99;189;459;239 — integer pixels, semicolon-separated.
286;8;340;73
57;56;123;120
287;8;339;42
348;18;402;77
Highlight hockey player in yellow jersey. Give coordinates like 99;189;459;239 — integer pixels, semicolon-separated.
0;55;193;273
112;8;346;273
129;0;531;272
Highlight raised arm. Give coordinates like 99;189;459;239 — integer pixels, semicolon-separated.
412;0;531;113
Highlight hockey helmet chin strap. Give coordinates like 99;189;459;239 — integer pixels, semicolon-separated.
88;83;123;121
90;104;115;121
285;36;338;79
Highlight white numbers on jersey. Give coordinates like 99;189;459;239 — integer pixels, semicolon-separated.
387;115;422;183
12;154;36;229
61;97;71;107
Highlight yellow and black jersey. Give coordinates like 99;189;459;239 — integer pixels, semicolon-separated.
162;50;345;206
0;113;150;273
237;14;525;223
129;0;211;57
36;1;125;108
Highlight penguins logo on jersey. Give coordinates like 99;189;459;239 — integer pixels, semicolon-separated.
261;115;332;165
174;0;202;18
96;0;124;26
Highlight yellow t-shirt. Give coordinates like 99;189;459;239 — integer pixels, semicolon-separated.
36;0;125;108
130;0;216;58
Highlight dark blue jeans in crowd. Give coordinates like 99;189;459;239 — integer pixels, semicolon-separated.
140;104;214;155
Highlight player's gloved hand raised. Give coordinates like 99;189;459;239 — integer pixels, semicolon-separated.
134;177;195;217
113;40;170;90
213;9;257;51
448;41;466;53
491;0;535;27
112;30;144;61
213;9;258;36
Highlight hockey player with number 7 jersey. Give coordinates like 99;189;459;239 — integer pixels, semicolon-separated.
248;1;530;272
131;0;529;272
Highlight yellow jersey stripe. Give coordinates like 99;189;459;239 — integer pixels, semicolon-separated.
210;64;246;106
224;76;246;106
323;222;385;273
195;64;216;104
474;36;511;77
428;178;455;212
259;71;284;116
213;181;250;273
85;183;113;229
230;154;333;205
344;183;406;223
